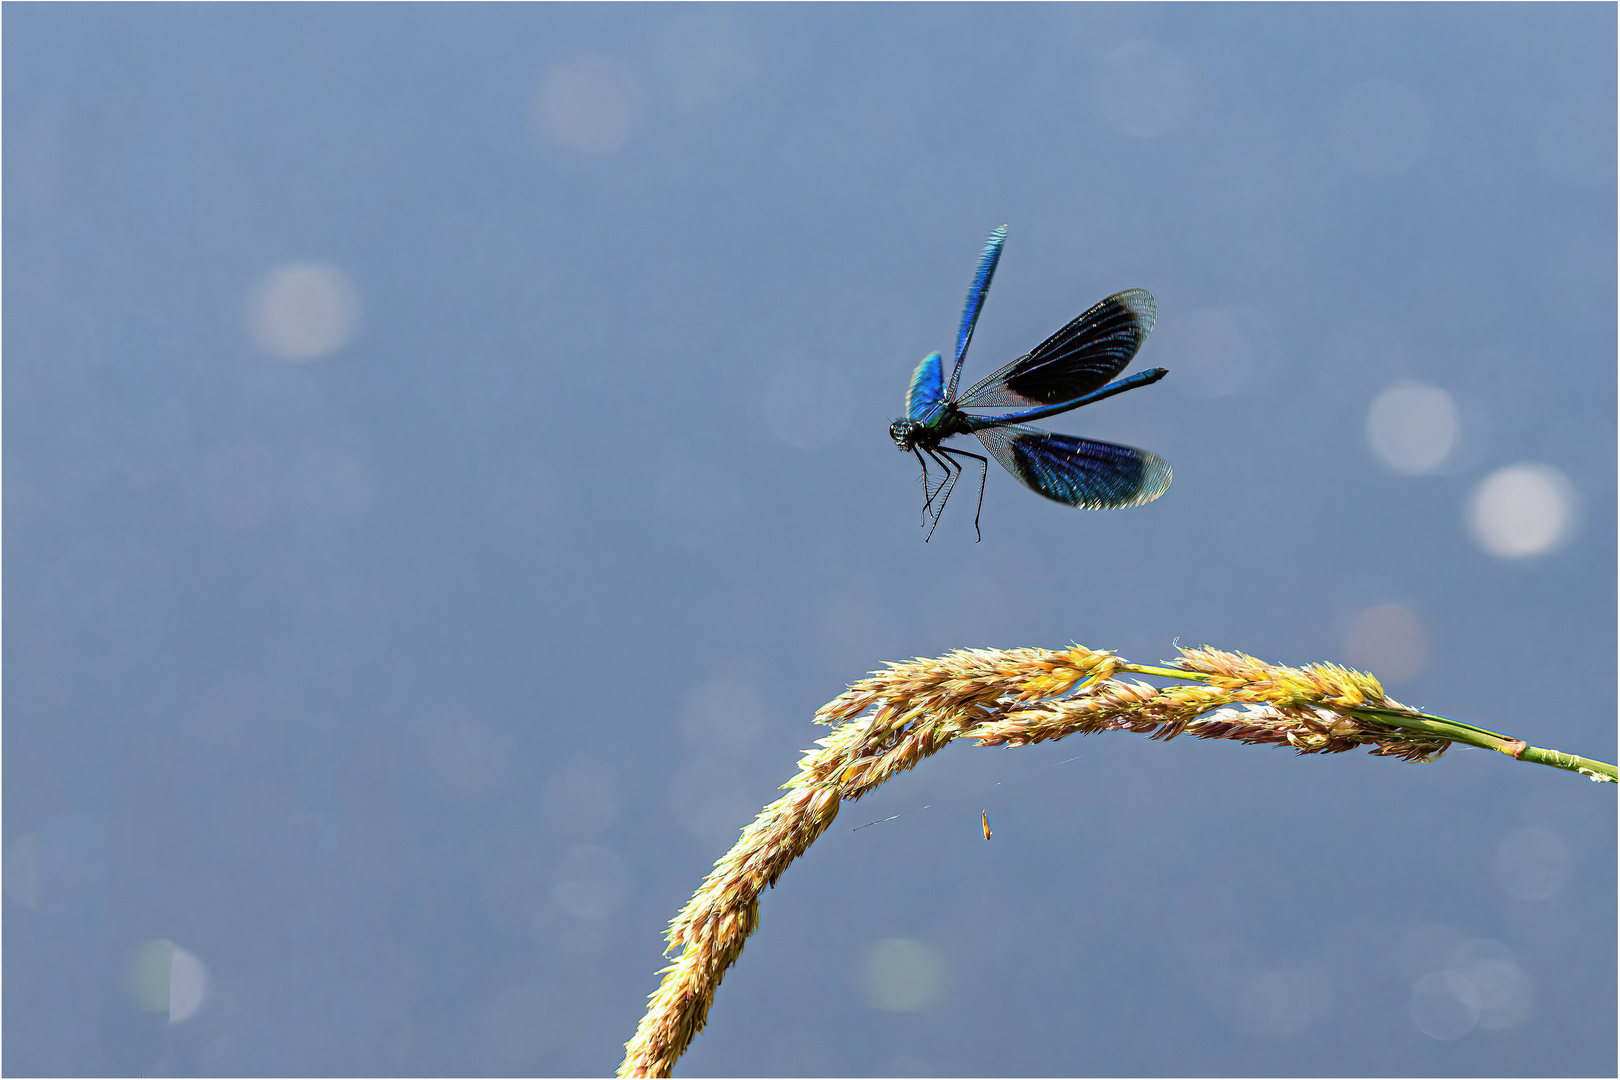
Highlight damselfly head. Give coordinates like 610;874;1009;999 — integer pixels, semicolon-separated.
889;419;921;451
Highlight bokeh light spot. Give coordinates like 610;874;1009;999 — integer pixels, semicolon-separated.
669;759;758;844
1090;40;1196;138
551;845;630;920
1410;970;1479;1040
1366;380;1458;473
764;361;853;450
1332;79;1431;175
125;939;174;1013
123;939;209;1023
168;946;209;1024
1411;939;1533;1039
537;56;636;153
856;938;947;1012
1468;464;1575;558
246;262;360;360
1493;826;1571;901
1344;601;1427;684
411;714;513;799
1451;940;1533;1031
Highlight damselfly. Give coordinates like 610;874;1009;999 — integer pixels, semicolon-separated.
890;226;1172;540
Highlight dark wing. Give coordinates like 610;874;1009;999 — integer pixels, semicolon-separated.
905;352;945;421
945;225;1008;400
957;289;1156;409
974;422;1171;509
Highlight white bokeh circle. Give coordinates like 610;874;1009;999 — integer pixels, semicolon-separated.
1367;380;1458;473
537;56;636;153
1468;464;1575;558
246;262;360;361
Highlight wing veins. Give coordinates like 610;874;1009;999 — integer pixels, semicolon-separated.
957;289;1156;409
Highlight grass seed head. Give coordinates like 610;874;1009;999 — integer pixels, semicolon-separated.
621;641;1573;1077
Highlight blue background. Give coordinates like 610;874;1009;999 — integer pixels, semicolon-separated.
5;4;1614;1076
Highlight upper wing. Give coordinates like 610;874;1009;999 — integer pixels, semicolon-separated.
957;289;1156;409
945;225;1008;400
905;352;945;421
974;422;1171;509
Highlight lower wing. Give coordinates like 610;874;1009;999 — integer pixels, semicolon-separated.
974;423;1171;509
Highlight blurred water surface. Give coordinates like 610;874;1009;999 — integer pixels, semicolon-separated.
5;5;1614;1076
